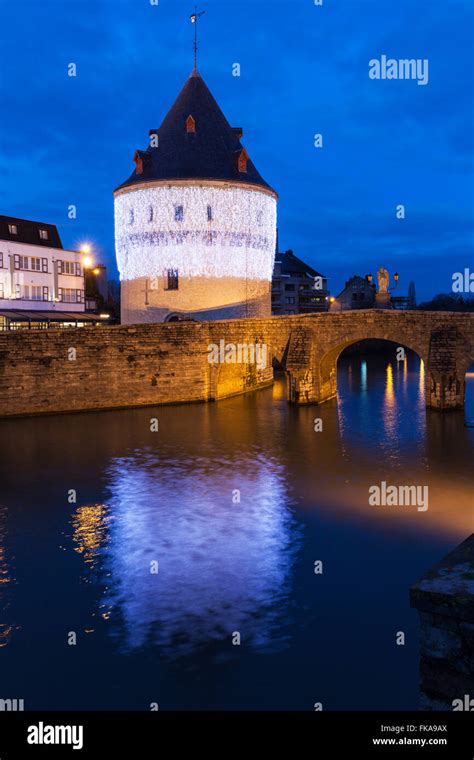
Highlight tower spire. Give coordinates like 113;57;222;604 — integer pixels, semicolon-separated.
189;6;206;70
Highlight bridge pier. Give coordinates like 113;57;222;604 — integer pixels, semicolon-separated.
427;326;467;410
428;372;464;410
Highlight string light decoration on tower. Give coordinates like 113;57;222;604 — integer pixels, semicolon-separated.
114;11;277;324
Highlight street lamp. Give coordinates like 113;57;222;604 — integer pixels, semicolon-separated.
388;272;400;293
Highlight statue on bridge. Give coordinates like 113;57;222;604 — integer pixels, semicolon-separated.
377;266;389;294
375;266;392;308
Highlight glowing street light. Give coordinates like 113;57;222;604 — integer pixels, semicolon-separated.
80;244;94;269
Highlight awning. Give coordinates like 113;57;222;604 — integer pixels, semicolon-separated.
0;310;101;322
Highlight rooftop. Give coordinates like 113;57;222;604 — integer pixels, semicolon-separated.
0;215;63;249
115;68;276;196
274;250;325;279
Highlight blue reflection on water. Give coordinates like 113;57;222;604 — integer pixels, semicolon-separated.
94;454;300;658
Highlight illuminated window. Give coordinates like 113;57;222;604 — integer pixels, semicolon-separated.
186;115;196;133
39;229;48;240
175;206;184;222
166;269;179;290
8;224;17;235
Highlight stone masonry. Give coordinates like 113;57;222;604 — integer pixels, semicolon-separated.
0;310;473;417
410;535;474;710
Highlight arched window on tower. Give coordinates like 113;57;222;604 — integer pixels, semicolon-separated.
186;115;196;133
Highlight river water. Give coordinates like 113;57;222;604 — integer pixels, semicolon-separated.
0;348;473;710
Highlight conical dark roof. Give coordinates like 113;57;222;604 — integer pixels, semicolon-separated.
114;68;276;195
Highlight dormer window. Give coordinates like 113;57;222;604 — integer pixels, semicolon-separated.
133;150;144;175
186;115;196;133
8;224;17;235
234;148;249;174
39;229;48;240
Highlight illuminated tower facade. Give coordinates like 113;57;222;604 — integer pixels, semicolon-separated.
114;68;277;324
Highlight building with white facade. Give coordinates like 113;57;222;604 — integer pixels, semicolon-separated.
0;215;98;330
114;67;277;324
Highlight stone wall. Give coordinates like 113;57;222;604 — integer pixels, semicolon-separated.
410;535;474;710
121;276;271;324
0;310;472;417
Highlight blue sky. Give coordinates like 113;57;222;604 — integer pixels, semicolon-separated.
0;0;472;300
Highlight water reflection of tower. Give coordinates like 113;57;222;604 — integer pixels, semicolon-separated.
100;453;299;657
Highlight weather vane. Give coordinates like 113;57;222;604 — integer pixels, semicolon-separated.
190;6;206;69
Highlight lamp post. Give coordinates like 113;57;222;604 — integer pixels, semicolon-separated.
388;272;399;293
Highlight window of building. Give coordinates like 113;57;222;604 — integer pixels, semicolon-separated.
75;289;83;303
8;224;17;235
207;205;213;221
43;286;49;301
186;115;196;133
39;229;48;240
0;283;4;298
285;297;296;304
148;206;154;222
23;285;30;299
129;209;134;225
285;284;295;291
0;253;3;268
61;260;78;275
31;286;42;301
15;284;20;298
175;206;184;222
30;257;41;271
166;269;179;290
60;288;77;303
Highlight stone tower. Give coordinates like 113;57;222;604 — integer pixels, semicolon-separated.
114;68;277;324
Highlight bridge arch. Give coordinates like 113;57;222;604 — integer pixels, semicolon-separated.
318;336;428;405
284;323;431;406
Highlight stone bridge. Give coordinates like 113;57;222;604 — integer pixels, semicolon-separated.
0;310;473;417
